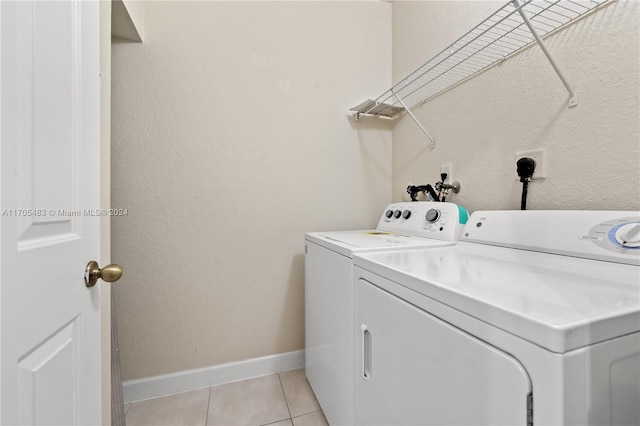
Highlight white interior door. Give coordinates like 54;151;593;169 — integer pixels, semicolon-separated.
0;0;102;424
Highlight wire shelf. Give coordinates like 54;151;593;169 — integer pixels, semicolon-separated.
351;0;608;120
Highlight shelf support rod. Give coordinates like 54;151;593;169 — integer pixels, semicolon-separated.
391;89;436;149
513;0;578;108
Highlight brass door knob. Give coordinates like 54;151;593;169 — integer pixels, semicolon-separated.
84;261;123;287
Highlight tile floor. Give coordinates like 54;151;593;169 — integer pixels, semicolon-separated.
124;369;328;426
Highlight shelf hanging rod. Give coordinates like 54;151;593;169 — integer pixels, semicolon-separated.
391;89;436;149
512;0;578;107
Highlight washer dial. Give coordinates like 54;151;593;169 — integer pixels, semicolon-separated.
589;217;640;253
425;209;440;223
615;223;640;248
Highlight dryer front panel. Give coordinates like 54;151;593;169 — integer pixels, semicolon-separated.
355;278;532;425
305;242;354;425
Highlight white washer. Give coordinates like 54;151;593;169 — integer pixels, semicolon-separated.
305;201;469;425
353;210;640;426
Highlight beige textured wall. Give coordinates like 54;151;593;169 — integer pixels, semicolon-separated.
111;1;391;380
392;1;640;212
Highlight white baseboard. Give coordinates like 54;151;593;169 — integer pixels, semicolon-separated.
122;350;305;403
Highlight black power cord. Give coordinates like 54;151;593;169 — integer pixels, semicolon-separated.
516;157;536;210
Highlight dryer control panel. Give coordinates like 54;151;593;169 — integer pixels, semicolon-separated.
462;210;640;266
377;202;469;242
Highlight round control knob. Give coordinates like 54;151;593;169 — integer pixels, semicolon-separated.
393;209;402;219
425;209;440;223
402;210;412;219
385;209;393;219
615;223;640;248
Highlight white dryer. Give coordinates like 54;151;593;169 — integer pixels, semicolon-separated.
353;210;640;426
305;201;469;425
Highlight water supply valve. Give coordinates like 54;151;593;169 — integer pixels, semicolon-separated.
435;172;461;202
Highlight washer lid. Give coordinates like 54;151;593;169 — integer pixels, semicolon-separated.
306;230;454;258
353;242;640;353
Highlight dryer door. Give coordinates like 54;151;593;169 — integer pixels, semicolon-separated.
356;279;532;425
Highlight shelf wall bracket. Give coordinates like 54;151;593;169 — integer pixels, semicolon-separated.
513;0;578;108
391;89;436;149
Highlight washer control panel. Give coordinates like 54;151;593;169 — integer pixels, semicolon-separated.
377;202;469;242
462;210;640;265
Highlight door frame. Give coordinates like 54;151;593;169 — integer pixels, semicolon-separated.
99;1;113;425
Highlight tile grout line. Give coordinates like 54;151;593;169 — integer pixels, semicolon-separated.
204;386;212;426
291;409;323;420
261;419;293;426
277;372;293;420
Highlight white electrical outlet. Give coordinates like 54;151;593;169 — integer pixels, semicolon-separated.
514;148;547;180
440;164;453;183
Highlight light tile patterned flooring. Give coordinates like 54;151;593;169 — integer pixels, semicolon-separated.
125;369;328;426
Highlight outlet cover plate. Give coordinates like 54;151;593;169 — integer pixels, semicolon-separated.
515;148;546;180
